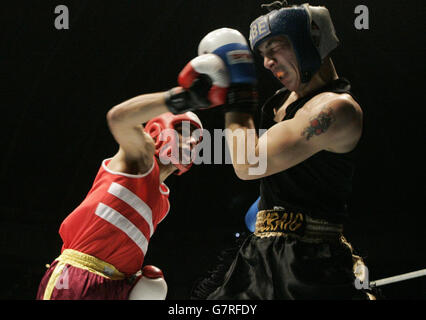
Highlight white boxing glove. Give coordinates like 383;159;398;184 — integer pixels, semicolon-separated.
128;265;168;300
198;28;258;113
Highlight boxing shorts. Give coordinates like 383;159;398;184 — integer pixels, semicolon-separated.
206;208;370;300
36;249;136;300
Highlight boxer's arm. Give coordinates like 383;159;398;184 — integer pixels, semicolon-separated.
227;96;362;180
106;54;227;173
106;92;169;172
224;112;258;179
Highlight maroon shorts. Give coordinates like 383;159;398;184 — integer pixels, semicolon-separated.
36;249;137;300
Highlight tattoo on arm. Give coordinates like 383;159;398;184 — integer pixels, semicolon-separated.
301;107;335;140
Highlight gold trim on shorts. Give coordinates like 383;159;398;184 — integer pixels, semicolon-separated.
254;209;343;243
43;249;125;300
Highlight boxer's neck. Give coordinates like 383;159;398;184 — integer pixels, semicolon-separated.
157;159;177;182
294;57;338;99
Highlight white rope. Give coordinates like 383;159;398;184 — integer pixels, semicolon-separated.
369;269;426;288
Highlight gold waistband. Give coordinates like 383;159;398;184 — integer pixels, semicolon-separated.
56;249;125;280
254;209;343;243
43;249;126;300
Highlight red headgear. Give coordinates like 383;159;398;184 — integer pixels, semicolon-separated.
144;112;203;175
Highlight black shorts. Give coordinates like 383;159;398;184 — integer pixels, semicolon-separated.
206;234;369;300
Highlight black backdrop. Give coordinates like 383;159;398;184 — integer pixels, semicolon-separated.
1;0;425;300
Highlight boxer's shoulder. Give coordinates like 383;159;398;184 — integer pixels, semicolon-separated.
107;147;155;177
295;91;362;152
302;91;361;121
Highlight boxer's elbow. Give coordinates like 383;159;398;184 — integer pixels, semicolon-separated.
233;164;265;181
107;104;128;126
234;165;250;180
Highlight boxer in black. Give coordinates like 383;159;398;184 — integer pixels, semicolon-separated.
174;1;373;299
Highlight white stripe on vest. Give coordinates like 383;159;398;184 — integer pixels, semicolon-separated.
107;182;154;237
95;203;149;255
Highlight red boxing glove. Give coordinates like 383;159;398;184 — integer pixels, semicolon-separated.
165;54;230;114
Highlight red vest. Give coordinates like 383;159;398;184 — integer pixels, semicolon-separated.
59;158;170;275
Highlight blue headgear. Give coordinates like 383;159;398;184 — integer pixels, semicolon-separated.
249;3;339;83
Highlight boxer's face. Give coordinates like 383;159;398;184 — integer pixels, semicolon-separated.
174;122;201;165
258;36;300;91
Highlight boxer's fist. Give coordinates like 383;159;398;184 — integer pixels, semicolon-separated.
128;265;168;300
198;28;258;113
165;54;230;114
198;28;257;85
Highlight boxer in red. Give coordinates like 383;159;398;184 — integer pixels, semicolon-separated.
35;55;229;299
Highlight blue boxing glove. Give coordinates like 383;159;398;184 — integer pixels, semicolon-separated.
245;196;260;233
198;28;258;114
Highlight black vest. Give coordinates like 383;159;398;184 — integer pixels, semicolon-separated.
259;78;358;223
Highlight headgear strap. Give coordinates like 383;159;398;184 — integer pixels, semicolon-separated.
261;1;289;12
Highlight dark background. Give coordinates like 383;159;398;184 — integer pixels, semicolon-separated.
1;0;425;300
